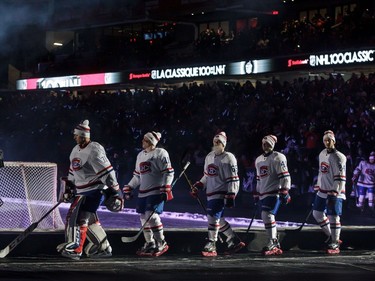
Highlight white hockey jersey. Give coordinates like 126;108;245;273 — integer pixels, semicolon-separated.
127;148;174;198
316;148;347;199
353;160;375;188
199;151;240;200
255;151;291;200
68;141;119;194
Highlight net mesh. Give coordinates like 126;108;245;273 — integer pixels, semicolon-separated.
0;162;64;229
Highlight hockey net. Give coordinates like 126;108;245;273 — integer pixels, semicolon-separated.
0;162;64;230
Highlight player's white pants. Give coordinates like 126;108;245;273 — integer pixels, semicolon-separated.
141;210;164;243
261;210;277;240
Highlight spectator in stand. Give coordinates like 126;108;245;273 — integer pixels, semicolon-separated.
304;125;319;158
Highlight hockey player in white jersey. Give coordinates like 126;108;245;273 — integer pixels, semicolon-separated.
57;120;123;260
352;151;374;215
254;135;291;256
191;132;244;257
313;130;346;254
123;131;174;256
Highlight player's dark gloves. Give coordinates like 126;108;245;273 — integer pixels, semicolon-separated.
225;193;235;208
278;188;291;205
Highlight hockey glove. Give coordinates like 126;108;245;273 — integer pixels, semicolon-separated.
60;177;76;203
190;181;204;199
160;185;173;202
123;185;133;200
351;175;358;184
278;188;291;205
102;187;124;212
225;193;236;208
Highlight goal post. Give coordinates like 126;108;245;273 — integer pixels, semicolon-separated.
0;162;64;230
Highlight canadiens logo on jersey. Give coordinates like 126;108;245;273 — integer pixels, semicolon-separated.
140;162;151;174
72;158;82;171
259;165;268;178
365;168;375;176
207;164;219;176
320;162;329;173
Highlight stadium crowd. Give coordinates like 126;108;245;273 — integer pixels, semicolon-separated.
0;71;374;212
39;7;375;76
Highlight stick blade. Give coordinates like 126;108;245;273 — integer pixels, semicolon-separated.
121;235;140;243
0;248;9;258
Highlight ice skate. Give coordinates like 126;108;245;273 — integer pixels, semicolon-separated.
262;238;283;256
153;240;169;257
61;249;82;261
136;241;157;256
224;236;246;255
201;240;217;257
324;236;342;249
326;241;340;255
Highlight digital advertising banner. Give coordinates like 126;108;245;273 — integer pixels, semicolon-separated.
16;48;375;90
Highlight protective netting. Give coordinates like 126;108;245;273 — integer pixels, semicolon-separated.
0;162;64;229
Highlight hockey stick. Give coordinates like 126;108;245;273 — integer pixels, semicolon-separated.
290;190;318;232
0;149;4;168
245;202;259;236
182;172;207;214
293;207;313;232
182;172;231;244
121;161;191;243
353;183;359;207
0;149;4;204
0;200;62;258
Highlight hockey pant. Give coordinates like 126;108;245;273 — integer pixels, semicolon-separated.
57;195;110;255
141;210;165;243
207;215;236;242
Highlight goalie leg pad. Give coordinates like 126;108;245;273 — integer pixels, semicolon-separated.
65;196;84;243
84;222;112;258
